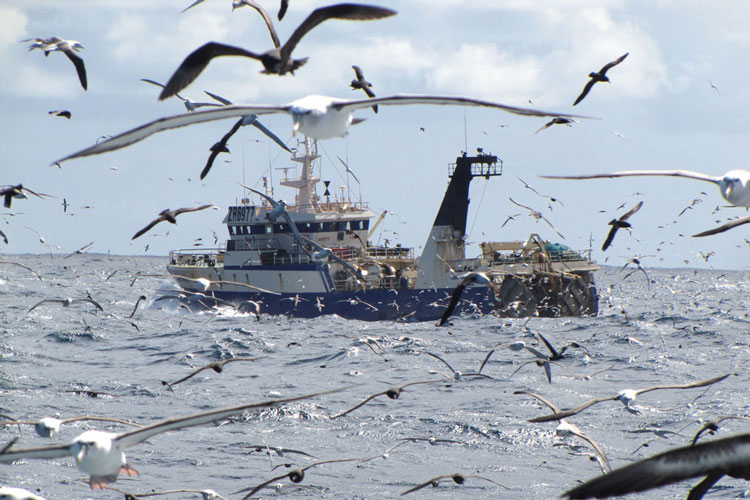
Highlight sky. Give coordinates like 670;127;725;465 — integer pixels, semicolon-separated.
1;0;749;271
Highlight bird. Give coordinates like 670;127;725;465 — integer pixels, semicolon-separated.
423;351;494;381
437;272;498;326
535;116;577;133
515;390;610;472
0;486;47;500
24;36;87;90
0;230;7;245
48;110;71;119
233;458;361;499
517;177;564;206
159;4;397;99
0;388;342;489
602;201;643;251
129;295;147;319
541;169;750;207
104;486;228;500
0;416;140;439
57;94;587;164
563;433;750;499
63;241;94;259
198;90;290;180
350;65;377;113
132;205;214;240
161;356;265;388
573;52;628;105
28;297;103;313
336;156;360;184
401;473;509;495
330;380;444;419
141;79;222;112
0;185;51;209
509;198;565;239
527;373;730;423
693;216;750;237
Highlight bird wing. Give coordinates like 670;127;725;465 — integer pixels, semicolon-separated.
0;229;6;245
535;119;555;133
204;90;233;105
424;352;456;374
599;52;629;73
74;298;104;311
527;396;618;423
250;118;290;152
238;0;281;48
60;44;87;90
634;373;730;396
172;204;214;218
159;42;264;100
61;416;140;427
566;426;611;472
235;471;289;498
693;216;750;237
508;197;536;213
436;277;469;326
180;0;205;13
541;170;722;183
28;299;63;312
132;216;166;240
563;433;750;499
619;201;644;222
115;388;343;448
239;183;277;208
337;156;360;184
334;94;591;119
277;0;288;19
163;364;213;387
401;476;451;495
535;332;560;359
201;119;243;180
0;442;73;462
352;65;365;81
280;5;396;63
330;391;388;419
515;390;562;413
601;224;619;251
57;104;289;163
573;79;597;106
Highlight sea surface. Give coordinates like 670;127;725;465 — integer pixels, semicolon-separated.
1;254;749;500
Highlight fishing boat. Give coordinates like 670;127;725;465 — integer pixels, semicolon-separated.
166;139;598;321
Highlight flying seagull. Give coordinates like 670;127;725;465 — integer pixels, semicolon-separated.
437;272;498;326
563;433;750;499
693;216;750;237
573;52;628;106
0;389;341;489
48;110;71;119
159;4;397;99
527;373;730;423
132;205;214;240
535;116;577;133
509;198;565;239
233;458;361;499
541;169;750;207
161;356;265;388
602;200;643;251
57;94;588;164
28;297;103;313
330;380;444;419
401;473;509;495
515;390;610;472
141;78;222;112
350;65;377;113
336;155;360;184
24;36;87;90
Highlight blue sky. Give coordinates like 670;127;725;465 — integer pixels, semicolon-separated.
1;0;749;270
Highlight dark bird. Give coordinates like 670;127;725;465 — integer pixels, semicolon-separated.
437;272;498;326
24;36;87;90
401;473;508;495
515;390;610;472
129;295;147;319
28;297;103;313
0;184;52;209
573;52;628;105
330;380;443;418
161;356;265;388
563;433;750;499
159;4;397;100
132;205;214;240
350;65;377;113
528;373;730;423
0;229;6;245
693;216;750;237
535;116;577;133
233;458;361;498
602;200;642;251
49;110;71;119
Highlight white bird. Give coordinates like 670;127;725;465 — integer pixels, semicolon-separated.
542;169;750;207
56;94;587;164
141;79;222;112
0;389;340;489
23;36;87;90
0;486;47;500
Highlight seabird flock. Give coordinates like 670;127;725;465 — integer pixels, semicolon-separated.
2;2;750;500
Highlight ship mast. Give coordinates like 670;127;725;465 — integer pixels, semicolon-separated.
280;137;320;214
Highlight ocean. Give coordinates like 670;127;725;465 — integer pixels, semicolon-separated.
1;254;749;499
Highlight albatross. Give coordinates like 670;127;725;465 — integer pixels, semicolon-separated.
0;389;341;489
56;94;588;164
541;169;750;207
